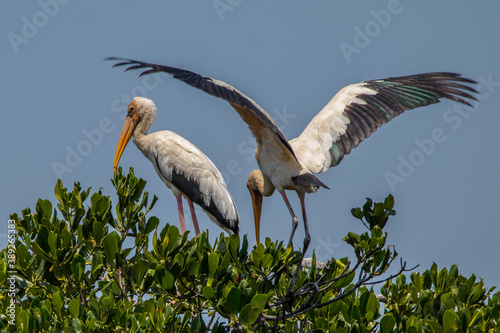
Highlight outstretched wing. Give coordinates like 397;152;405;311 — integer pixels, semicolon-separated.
290;72;477;173
106;57;300;167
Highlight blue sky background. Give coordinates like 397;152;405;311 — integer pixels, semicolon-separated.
1;1;499;287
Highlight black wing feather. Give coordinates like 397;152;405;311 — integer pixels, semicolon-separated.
153;155;239;235
106;57;298;162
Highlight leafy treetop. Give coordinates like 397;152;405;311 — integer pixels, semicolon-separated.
0;168;498;332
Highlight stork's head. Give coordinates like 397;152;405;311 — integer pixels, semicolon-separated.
246;169;275;244
113;97;157;171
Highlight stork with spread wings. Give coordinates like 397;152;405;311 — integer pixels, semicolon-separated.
108;57;477;253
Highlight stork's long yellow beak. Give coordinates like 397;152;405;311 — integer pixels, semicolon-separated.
248;185;263;244
113;115;136;172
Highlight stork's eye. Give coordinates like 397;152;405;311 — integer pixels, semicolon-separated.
127;107;135;117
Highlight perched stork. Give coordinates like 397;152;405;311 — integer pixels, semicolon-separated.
113;97;239;236
108;58;477;252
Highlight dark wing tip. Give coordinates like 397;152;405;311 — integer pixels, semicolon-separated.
229;222;239;235
124;64;148;72
105;57;131;67
138;69;160;77
368;71;479;107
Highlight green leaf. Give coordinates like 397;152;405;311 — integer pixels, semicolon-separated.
48;231;58;257
91;250;104;279
70;253;86;282
228;235;240;259
239;303;261;326
351;207;362;219
251;294;267;311
380;314;396;333
134;259;149;287
93;222;104;244
103;231;119;262
173;252;185;268
374;202;385;215
407;316;422;332
36;226;51;253
424;319;443;333
226;287;242;314
198;253;209;275
411;272;422;291
260;254;273;269
440;292;455;309
162;270;175;290
152;262;166;286
468;310;484;328
442;309;460;332
203;286;215;300
36;199;53;219
100;295;114;311
145;216;159;234
165;225;180;252
332;271;355;289
315;317;328;329
54;179;65;204
384;194;394;210
208;252;220;277
437;267;447;292
238;234;249;261
366;292;379;316
32;242;52;262
52;293;63;315
448;264;459;279
69;298;80;317
40;305;50;323
363;198;373;212
468;282;486;305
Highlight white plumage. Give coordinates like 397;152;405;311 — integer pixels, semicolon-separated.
108;58;477;253
290;84;377;173
113;97;239;235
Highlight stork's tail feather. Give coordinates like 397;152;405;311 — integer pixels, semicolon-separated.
292;173;330;190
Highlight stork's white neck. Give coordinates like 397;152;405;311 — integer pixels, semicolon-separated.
132;121;150;154
131;97;157;154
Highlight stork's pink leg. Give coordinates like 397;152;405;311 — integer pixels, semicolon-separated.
298;192;311;254
279;190;299;246
176;194;187;235
187;198;200;236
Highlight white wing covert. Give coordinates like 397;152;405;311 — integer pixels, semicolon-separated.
291;73;477;174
